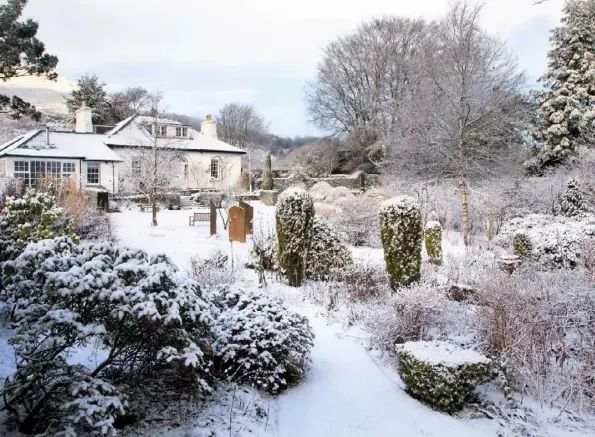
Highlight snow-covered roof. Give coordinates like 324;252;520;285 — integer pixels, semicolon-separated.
0;114;246;162
0;130;123;162
104;115;246;155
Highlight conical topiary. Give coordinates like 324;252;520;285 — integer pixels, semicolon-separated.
425;211;443;265
555;178;589;217
261;152;274;190
380;196;423;289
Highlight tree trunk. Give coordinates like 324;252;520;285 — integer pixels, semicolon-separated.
460;178;470;246
152;199;157;226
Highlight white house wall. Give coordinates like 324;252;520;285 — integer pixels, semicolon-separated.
114;147;242;193
81;161;119;194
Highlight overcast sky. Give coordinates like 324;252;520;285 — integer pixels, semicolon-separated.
23;0;565;136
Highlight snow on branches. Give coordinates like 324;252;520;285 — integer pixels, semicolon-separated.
1;237;214;436
209;285;314;394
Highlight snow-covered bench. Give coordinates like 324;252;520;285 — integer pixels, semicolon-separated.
189;211;210;226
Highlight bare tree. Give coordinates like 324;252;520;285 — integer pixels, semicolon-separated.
306;16;429;157
109;86;150;122
120;93;186;226
293;138;341;177
388;2;528;245
217;103;269;149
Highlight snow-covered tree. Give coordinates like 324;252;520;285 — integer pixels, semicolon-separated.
306;217;352;280
380;196;423;289
276;187;315;287
0;189;76;262
261;151;274;190
2;238;214;436
525;0;595;174
513;232;533;259
555;178;590;217
210;285;314;394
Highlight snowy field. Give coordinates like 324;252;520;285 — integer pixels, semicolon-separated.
107;206;595;437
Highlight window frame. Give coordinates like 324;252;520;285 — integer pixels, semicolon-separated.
62;162;76;178
210;158;221;180
175;126;182;137
86;162;100;185
160;125;167;136
182;127;188;137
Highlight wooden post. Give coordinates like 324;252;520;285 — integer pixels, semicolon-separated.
239;200;254;235
229;206;246;243
209;200;216;236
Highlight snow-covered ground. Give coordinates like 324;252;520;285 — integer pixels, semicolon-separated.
107;205;594;437
2;204;592;437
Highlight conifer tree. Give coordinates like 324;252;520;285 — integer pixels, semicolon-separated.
262;152;274;190
526;0;595;174
66;73;112;124
0;0;58;120
555;178;590;217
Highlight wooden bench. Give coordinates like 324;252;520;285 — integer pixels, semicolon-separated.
189;211;210;226
140;205;160;212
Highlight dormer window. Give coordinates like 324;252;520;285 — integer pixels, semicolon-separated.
175;126;188;137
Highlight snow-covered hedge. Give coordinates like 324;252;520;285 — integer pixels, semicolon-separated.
276;187;315;286
497;213;595;268
424;217;443;265
1;237;214;436
380;196;423;288
0;189;77;262
306;217;352;280
397;341;492;413
210;285;314;394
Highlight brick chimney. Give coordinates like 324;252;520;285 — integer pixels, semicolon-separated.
75;101;94;133
201;114;217;139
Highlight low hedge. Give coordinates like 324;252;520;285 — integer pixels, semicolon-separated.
396;341;492;413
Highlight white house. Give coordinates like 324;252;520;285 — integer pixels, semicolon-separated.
0;105;246;194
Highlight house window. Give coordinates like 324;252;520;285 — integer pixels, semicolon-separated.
14;161;29;185
62;162;75;178
132;160;141;177
47;161;61;175
30;161;46;187
160;125;167;136
87;163;100;185
176;127;182;137
210;158;221;180
146;124;153;135
0;160;5;178
182;127;187;137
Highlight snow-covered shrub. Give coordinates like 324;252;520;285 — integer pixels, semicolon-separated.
364;283;453;351
424;214;442;265
189;250;239;290
309;181;334;202
276;187;315;287
474;268;595;409
380;196;423;289
325;186;355;204
397;341;491;413
333;196;381;247
0;189;77;262
1;238;214;436
555;178;590;217
0;177;25;211
497;213;595;268
512;232;532;259
210;285;314;394
341;260;388;302
306;217;352;280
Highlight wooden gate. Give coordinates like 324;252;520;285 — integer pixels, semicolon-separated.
239;200;254;235
229;206;246;243
210;200;217;236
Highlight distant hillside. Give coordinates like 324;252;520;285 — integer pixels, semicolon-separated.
0;75;76;116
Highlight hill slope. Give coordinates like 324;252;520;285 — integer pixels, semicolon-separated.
0;75;75;116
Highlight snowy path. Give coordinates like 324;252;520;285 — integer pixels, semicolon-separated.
276;315;488;437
